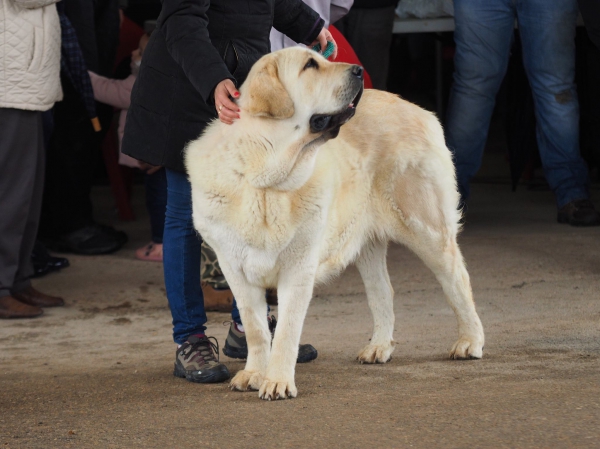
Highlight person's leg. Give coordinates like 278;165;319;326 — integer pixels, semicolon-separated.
200;242;229;289
231;299;242;325
445;0;515;201
163;168;207;344
334;7;395;90
12;112;46;294
39;80;96;237
0;109;45;318
145;167;167;244
517;0;589;208
39;78;127;254
0;109;41;298
165;168;230;383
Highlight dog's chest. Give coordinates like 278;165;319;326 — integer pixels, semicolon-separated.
196;185;323;285
227;184;322;247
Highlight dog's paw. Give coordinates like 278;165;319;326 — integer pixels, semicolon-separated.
258;378;297;400
230;370;264;391
357;341;395;364
449;335;484;360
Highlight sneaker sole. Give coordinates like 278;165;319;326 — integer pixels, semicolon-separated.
223;342;318;363
557;213;600;226
173;361;230;383
297;344;318;363
222;341;248;359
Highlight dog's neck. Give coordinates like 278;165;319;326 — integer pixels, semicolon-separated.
225;115;326;191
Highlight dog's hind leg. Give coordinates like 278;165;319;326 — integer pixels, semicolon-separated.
355;240;396;364
402;232;484;360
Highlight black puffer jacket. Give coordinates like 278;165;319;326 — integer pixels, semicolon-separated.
122;0;324;172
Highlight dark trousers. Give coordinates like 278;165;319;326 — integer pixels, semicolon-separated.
334;6;396;90
39;79;100;238
0;109;45;297
579;0;600;50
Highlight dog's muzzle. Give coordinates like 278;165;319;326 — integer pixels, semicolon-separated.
309;73;364;137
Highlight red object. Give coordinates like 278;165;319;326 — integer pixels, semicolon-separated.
102;15;144;221
102;119;135;221
114;15;145;71
328;25;373;89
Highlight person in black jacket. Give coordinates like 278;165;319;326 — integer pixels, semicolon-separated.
121;0;335;384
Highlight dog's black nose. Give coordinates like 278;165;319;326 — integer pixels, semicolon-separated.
352;65;364;80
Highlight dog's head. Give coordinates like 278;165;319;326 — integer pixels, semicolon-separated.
238;47;364;142
233;48;363;190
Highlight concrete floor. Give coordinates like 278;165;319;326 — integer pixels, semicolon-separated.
1;174;599;448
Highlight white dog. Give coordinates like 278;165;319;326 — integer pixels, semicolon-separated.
185;47;484;401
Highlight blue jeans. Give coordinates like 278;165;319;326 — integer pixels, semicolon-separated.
164;169;242;344
145;168;167;244
445;0;589;208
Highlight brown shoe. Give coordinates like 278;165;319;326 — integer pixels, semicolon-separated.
12;286;64;308
201;282;233;312
0;296;43;319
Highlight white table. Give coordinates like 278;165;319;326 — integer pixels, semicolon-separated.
393;17;455;34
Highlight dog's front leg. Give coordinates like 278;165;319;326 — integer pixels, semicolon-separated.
215;258;271;392
230;283;271;391
259;270;315;400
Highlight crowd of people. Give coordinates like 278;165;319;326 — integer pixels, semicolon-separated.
1;0;598;384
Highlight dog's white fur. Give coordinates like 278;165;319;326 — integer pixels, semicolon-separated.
185;47;484;400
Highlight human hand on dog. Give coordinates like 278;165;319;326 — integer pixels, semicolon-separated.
138;162;162;175
310;27;337;60
215;79;240;125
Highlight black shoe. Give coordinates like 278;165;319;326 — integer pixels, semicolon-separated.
44;224;128;255
32;241;70;278
557;199;600;226
173;335;230;383
223;317;318;364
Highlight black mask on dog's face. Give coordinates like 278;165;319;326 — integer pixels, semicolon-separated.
309;114;332;133
308;79;363;137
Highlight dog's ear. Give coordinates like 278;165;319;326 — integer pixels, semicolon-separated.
246;58;295;119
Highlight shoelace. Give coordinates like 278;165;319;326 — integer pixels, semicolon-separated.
187;336;221;363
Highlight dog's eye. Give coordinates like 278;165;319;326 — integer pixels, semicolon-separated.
303;58;319;71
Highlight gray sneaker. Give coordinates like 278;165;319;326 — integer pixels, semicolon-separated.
223;317;318;363
174;335;230;383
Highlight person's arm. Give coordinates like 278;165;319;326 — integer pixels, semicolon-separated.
88;72;135;110
330;0;354;24
273;0;325;46
158;0;233;104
